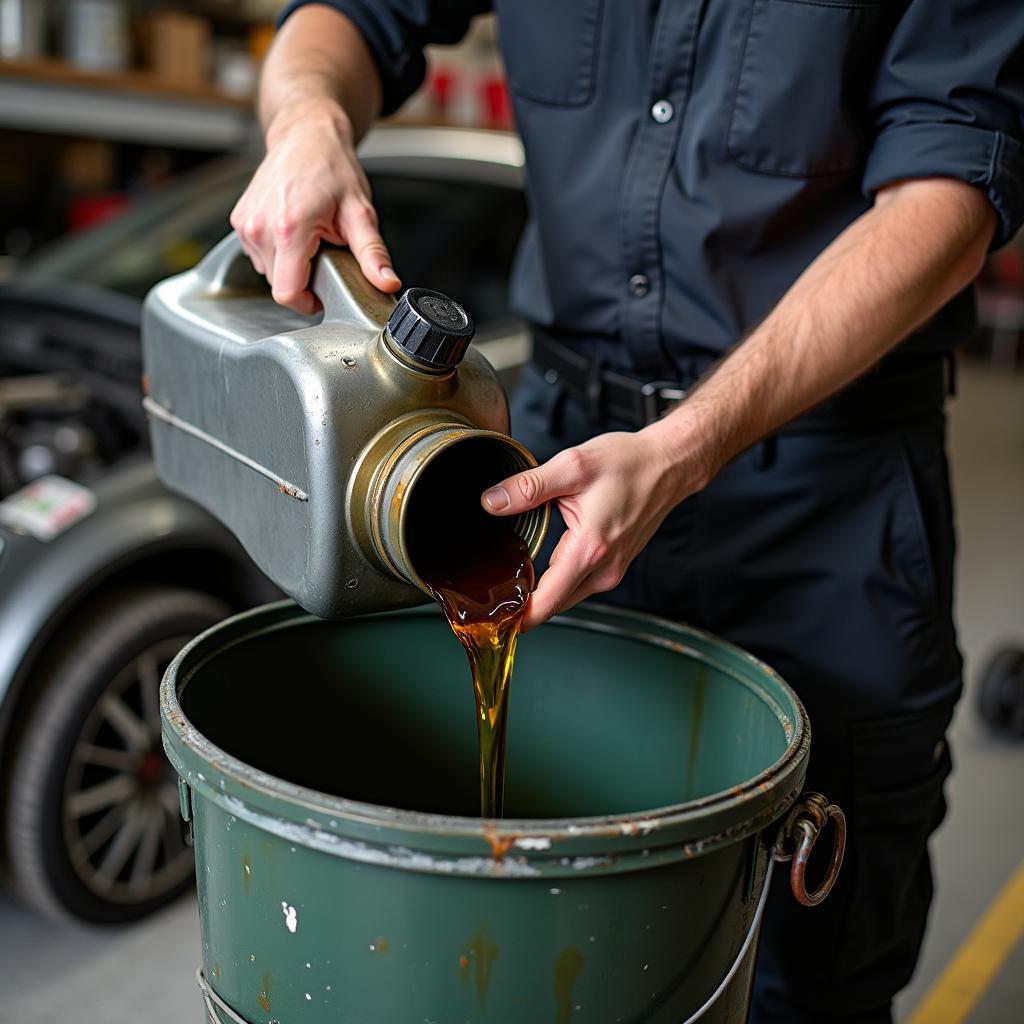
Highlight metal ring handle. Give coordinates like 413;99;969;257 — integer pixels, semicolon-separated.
773;792;846;907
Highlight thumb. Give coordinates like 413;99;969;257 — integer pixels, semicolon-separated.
481;450;582;516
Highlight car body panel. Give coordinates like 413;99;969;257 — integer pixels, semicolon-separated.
360;126;524;185
0;459;269;749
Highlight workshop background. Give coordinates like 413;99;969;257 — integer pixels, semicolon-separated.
0;2;1021;1022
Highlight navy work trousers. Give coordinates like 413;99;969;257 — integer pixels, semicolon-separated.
510;360;962;1023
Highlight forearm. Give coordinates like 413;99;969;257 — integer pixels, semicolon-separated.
485;182;1000;626
235;4;400;305
647;178;997;493
260;5;382;146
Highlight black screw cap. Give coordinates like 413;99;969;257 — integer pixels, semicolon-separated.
385;288;475;370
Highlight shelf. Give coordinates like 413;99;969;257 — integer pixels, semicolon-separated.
0;58;256;151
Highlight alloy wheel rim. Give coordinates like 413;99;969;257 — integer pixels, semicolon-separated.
62;637;194;905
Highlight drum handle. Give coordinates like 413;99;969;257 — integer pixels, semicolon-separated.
772;791;847;906
197;968;251;1024
676;855;774;1024
681;789;846;1022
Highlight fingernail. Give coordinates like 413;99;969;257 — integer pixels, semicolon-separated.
482;486;510;511
379;266;398;283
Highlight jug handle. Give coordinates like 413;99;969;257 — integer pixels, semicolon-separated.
313;243;397;327
195;231;397;329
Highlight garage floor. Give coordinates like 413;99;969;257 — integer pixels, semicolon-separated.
1;359;1022;1024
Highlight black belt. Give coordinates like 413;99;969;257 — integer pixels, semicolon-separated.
531;330;953;432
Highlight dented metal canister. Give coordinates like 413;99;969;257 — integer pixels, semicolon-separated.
142;233;547;618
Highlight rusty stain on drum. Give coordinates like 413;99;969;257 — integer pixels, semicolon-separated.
686;667;706;800
257;974;271;1012
464;923;500;1008
554;946;585;1024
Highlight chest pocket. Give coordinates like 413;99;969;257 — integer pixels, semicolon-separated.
497;0;604;107
727;0;898;178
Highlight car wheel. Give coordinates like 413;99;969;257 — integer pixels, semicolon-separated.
5;585;230;922
978;646;1024;739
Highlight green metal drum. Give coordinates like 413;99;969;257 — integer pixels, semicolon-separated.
162;602;812;1024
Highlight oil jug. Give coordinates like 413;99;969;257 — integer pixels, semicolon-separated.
141;232;548;619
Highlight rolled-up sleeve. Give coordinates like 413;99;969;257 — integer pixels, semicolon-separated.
863;0;1024;248
278;1;491;117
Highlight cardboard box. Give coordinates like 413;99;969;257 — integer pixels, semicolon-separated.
60;139;116;191
139;11;211;88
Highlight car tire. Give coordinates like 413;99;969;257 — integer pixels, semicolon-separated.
5;584;230;923
978;646;1024;739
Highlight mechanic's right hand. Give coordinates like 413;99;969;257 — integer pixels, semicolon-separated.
230;100;401;314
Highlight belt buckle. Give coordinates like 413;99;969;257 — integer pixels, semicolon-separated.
640;381;686;424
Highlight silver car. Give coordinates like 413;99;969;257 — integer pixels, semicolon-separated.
0;128;530;922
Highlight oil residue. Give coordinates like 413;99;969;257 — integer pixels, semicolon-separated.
461;922;500;1008
483;829;517;861
257;974;271;1012
553;945;585;1024
685;667;706;800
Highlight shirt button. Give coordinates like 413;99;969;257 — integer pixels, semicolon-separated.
628;273;650;297
651;99;674;124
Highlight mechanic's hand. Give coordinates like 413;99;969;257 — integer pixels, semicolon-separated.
481;429;707;632
230;100;401;314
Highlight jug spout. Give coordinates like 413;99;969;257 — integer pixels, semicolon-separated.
355;417;548;593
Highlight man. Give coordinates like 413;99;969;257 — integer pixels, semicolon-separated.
233;2;1024;1020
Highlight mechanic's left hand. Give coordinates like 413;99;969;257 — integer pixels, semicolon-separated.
481;429;706;631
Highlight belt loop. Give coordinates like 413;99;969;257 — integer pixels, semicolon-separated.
585;356;607;424
945;352;957;398
753;435;777;471
549;386;567;438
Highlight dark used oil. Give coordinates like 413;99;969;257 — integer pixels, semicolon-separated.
418;528;533;817
406;439;535;818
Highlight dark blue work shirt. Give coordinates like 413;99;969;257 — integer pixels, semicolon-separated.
281;1;1024;374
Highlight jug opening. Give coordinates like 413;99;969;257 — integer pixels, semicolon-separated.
373;430;548;594
405;437;536;586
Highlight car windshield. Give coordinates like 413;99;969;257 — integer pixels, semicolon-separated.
19;159;255;299
19;158;528;326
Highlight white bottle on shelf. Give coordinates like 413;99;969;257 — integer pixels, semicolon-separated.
64;0;130;73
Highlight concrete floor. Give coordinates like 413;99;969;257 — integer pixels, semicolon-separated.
1;359;1022;1023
